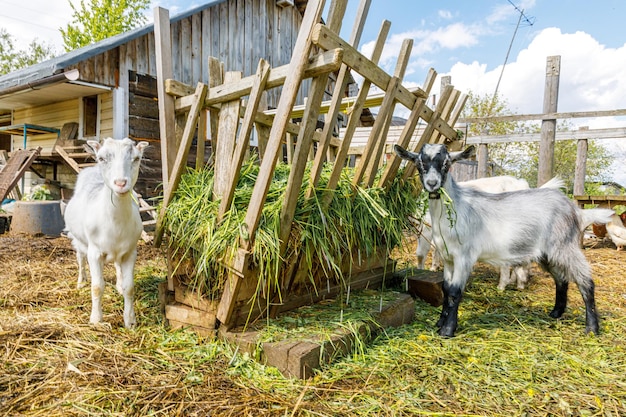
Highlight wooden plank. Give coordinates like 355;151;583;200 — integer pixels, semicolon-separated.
276;0;348;254
360;39;412;187
241;0;325;250
169;48;343;107
320;19;391;208
216;0;326;328
311;24;428;104
154;82;208;247
306;0;371;198
278;74;332;253
174;283;218;312
574;138;588;196
538;55;560;186
191;13;202;83
378;68;437;188
356;76;400;187
466;127;626;144
459;108;626;124
54;146;82;174
574;194;626;209
154;7;176;190
207;57;223;162
255;91;270;158
213;71;242;201
165;303;216;330
402;85;454;181
218;60;271;220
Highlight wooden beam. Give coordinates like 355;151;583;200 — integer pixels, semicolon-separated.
403;85;454;181
207;57;223;163
154;82;208;247
361;38;413;187
574;138;588;196
467;127;626;144
306;0;371;197
320;19;391;207
154;7;176;190
170;48;343;110
216;0;326;327
218;60;271;220
240;0;325;250
538;55;560;186
213;71;242;201
378;68;437;188
311;23;427;103
459;108;626;124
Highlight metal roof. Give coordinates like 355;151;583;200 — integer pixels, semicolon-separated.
0;0;227;92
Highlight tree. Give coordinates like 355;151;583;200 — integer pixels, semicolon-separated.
0;29;56;75
60;0;150;52
463;92;614;193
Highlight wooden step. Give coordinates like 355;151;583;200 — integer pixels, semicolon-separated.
66;152;94;159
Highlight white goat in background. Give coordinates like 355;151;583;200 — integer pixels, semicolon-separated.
64;138;148;329
395;143;613;337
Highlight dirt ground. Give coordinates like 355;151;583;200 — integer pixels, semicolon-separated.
1;232;625;416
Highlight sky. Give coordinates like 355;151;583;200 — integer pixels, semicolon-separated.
1;0;625;183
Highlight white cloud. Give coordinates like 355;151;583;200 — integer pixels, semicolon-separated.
445;27;626;115
438;10;453;20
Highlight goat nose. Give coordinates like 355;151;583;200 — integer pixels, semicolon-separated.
115;179;127;188
426;179;438;189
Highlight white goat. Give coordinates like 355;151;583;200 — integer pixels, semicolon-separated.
416;176;532;290
395;143;613;337
64;138;148;329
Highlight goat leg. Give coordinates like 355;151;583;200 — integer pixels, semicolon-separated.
87;249;105;325
438;281;462;337
549;279;569;319
580;280;600;335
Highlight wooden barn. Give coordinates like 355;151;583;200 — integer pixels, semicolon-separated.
0;0;319;200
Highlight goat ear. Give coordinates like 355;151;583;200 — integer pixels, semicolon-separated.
393;144;418;162
87;140;101;153
136;141;149;152
449;145;475;163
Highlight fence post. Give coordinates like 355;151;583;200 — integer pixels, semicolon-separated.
477;143;489;178
538;55;560;186
574;135;588;196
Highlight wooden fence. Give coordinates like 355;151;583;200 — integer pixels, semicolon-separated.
459;55;626;208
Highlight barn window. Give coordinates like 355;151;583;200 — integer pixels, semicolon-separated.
82;95;98;138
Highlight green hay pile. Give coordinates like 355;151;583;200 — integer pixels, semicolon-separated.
164;159;421;300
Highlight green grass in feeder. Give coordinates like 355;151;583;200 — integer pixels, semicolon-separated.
164;159;421;303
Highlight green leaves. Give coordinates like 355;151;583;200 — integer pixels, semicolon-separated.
60;0;150;51
0;29;55;75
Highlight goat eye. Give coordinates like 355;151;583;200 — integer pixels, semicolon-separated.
97;157;105;163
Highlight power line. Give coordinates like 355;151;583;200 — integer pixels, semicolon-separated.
0;13;60;33
488;1;535;115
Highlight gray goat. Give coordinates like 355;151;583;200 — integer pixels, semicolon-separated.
395;143;613;337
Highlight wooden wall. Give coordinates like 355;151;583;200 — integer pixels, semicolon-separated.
67;0;305;107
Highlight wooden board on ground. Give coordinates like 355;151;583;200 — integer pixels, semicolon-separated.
219;292;415;379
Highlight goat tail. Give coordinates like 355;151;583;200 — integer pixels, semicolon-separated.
578;208;615;230
540;177;566;190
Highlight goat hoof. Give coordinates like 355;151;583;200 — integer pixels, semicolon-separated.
438;326;456;338
549;308;564;319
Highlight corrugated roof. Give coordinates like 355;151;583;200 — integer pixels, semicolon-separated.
0;0;228;90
